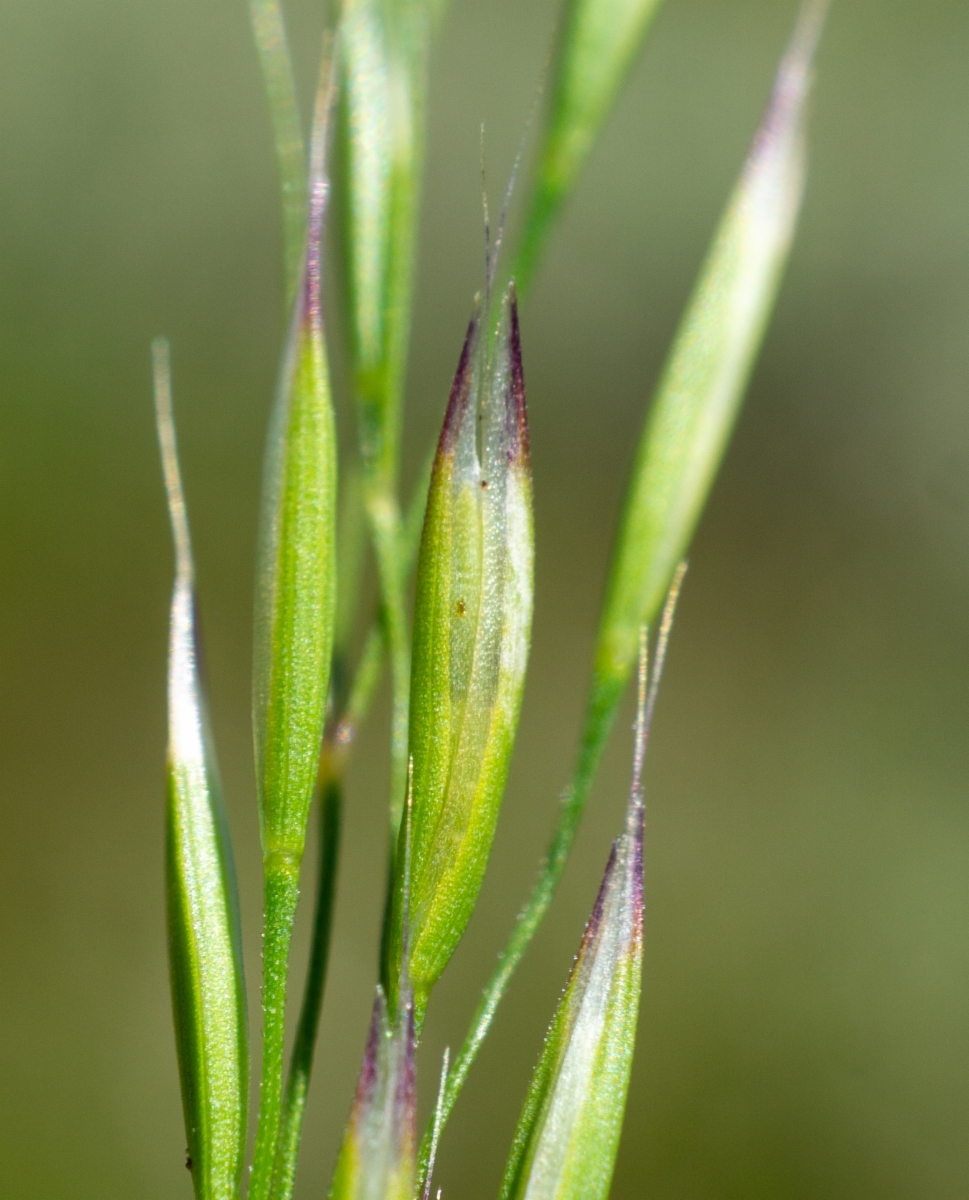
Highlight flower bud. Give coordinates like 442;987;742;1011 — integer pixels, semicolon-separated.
249;59;339;1200
385;284;534;1022
253;59;338;870
329;987;416;1200
500;756;645;1200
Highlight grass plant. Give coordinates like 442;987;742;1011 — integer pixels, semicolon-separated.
155;1;829;1197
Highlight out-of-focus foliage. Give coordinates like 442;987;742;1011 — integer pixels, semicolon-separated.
3;2;969;1200
515;0;666;296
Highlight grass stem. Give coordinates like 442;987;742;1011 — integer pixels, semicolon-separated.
250;861;301;1200
269;771;342;1200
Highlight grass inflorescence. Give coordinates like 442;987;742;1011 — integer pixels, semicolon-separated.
155;3;829;1198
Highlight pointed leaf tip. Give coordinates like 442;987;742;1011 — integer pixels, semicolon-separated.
437;308;480;458
156;348;248;1200
250;0;307;305
501;286;530;467
153;338;192;583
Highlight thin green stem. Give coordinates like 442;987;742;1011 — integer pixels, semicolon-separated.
512;0;666;301
364;485;411;841
250;860;301;1200
332;468;369;715
249;0;308;306
335;452;432;753
334;622;387;749
269;770;342;1200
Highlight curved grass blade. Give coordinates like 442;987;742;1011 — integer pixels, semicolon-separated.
385;286;534;1027
249;0;307;306
424;0;828;1155
155;340;248;1200
266;445;428;1192
514;0;666;298
250;48;339;1200
501;811;643;1200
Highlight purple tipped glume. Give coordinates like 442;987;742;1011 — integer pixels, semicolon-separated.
754;0;828;159
354;990;385;1112
505;288;530;467
437;312;480;457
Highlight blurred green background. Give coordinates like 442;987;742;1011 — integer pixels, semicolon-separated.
2;0;969;1196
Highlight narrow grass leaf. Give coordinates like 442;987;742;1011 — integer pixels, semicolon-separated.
253;41;338;886
515;0;666;297
592;0;825;740
275;453;435;1196
249;0;307;306
385;285;534;1025
155;340;248;1200
250;52;339;1200
339;0;435;478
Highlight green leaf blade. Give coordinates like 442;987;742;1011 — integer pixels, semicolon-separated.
155;341;248;1200
515;0;666;297
254;323;337;861
594;0;824;710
